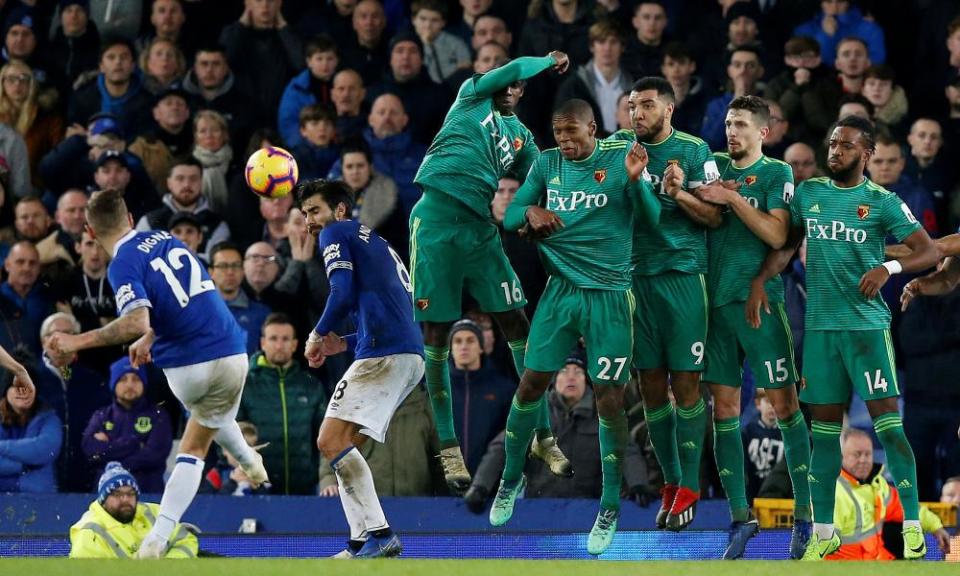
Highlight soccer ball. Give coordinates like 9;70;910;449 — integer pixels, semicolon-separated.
245;146;299;199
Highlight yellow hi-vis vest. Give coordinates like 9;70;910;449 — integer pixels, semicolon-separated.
69;500;198;558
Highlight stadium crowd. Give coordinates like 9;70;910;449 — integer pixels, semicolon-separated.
0;0;958;527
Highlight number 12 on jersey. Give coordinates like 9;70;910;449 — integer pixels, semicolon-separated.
150;247;215;307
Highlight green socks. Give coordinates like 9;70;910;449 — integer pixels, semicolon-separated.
677;398;707;492
714;416;749;521
809;420;842;524
645;402;681;485
507;338;553;441
873;413;919;521
778;410;812;521
425;345;457;447
599;412;628;511
502;395;541;483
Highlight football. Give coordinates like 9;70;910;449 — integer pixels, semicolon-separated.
245;146;299;199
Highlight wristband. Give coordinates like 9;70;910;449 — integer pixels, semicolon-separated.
882;260;903;275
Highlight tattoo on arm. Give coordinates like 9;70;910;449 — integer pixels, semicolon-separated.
89;308;149;347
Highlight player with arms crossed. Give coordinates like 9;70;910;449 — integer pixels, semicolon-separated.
695;96;812;559
412;50;571;492
609;77;723;530
747;116;938;560
300;180;424;559
48;189;266;559
489;99;670;555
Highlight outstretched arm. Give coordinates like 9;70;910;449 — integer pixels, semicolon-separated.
474;52;568;97
48;307;150;355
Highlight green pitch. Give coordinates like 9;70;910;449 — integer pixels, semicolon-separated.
0;559;951;576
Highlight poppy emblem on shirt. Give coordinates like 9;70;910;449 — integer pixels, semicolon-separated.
857;204;870;220
744;175;757;185
594;169;607;184
416;298;430;310
513;137;523;151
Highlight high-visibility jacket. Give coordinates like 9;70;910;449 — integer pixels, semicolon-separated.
69;500;198;558
828;465;943;560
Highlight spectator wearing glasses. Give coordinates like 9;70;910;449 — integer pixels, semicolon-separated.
209;242;271;355
0;60;64;189
761;100;793;160
242;242;289;317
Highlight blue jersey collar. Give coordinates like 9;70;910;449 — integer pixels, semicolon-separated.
112;229;137;259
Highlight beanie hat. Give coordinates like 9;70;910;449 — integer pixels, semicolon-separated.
449;318;484;347
388;30;423;56
109;356;147;393
97;461;139;504
563;351;586;371
3;6;34;39
59;0;89;11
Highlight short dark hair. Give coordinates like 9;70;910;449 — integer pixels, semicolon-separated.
837;36;868;53
99;36;135;61
553;98;595;123
838;93;875;118
412;0;447;18
728;95;770;127
339;137;372;163
832;115;877;152
295;179;355;213
873;133;901;153
864;64;895;82
728;45;763;66
299;104;336;128
209;241;242;264
784;36;820;57
194;42;227;57
262;312;295;332
662;41;694;64
167;156;204;178
305;34;338;59
631;76;675;103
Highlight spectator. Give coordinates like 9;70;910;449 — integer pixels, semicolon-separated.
555;20;633;137
92;150;159;221
168;212;206;263
447;319;514;475
0;368;63;493
81;357;172;493
519;0;593;67
834;36;871;95
69;462;198;558
39;113;130;197
449;0;494;46
412;0;471;84
258;195;293;250
299;0;356;47
367;30;452;145
137;0;192;60
337;139;405;257
904;118;956;230
331;69;367;143
277;35;339;149
330;93;426;216
0;61;64;190
68;38;152;139
36;190;86;284
215;421;270;496
138;38;185;96
491;177;547;317
292;105;340;181
192;110;234;216
273;206;329;342
784;142;820;183
701;47;766;151
794;0;885;66
219;0;302;122
243;242;287;313
1;5;63;103
615;91;630;130
0;241;55;359
867;136;937;236
837;92;873;121
209;242;272;354
861;65;908;137
239;313;326;495
700;2;763;94
180;43;255;152
52;231;119;375
764;36;842;146
741;389;784;502
14;196;52;242
136;157;229;261
761;99;792;160
942;477;960;505
470;14;513;55
0;121;31;199
827;428;949;560
444;39;508;90
660;42;709;136
339;0;389;86
86;0;141;41
223;128;280;251
623;1;670;80
37;312;111;491
49;0;100;88
129;87;194;192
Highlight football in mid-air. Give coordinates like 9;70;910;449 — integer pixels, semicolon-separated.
245;146;299;199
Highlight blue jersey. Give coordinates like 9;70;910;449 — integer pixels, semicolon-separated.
315;220;423;360
109;230;247;368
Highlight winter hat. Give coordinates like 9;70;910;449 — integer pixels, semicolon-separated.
449;318;484;347
88;113;123;138
3;6;34;40
109;357;147;393
95;149;130;170
725;2;761;25
97;461;139;504
59;0;89;11
563;351;586;371
388;30;423;56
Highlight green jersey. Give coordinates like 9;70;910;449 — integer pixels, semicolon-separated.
708;153;794;307
414;57;553;220
504;140;658;290
791;176;921;331
608;128;719;275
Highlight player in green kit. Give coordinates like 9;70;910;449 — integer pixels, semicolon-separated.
411;51;571;494
748;116;939;561
609;77;724;531
694;96;811;560
487;99;672;556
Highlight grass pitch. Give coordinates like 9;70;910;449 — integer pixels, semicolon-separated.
0;559;953;576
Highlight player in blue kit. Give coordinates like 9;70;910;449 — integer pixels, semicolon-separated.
298;179;425;559
48;189;268;559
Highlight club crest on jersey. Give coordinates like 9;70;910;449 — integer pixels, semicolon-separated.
857;204;870;219
416;298;429;310
744;175;757;185
594;169;607;184
513;137;523;151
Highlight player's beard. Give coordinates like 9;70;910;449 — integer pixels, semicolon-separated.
635;113;664;142
826;156;860;182
729;146;748;161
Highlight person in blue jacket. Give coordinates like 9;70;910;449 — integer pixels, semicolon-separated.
794;0;886;65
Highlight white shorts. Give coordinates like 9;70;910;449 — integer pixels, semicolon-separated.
163;353;249;429
325;353;425;443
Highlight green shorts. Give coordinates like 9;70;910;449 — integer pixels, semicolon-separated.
703;301;798;389
632;271;708;372
525;277;635;386
409;193;526;323
800;329;900;405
